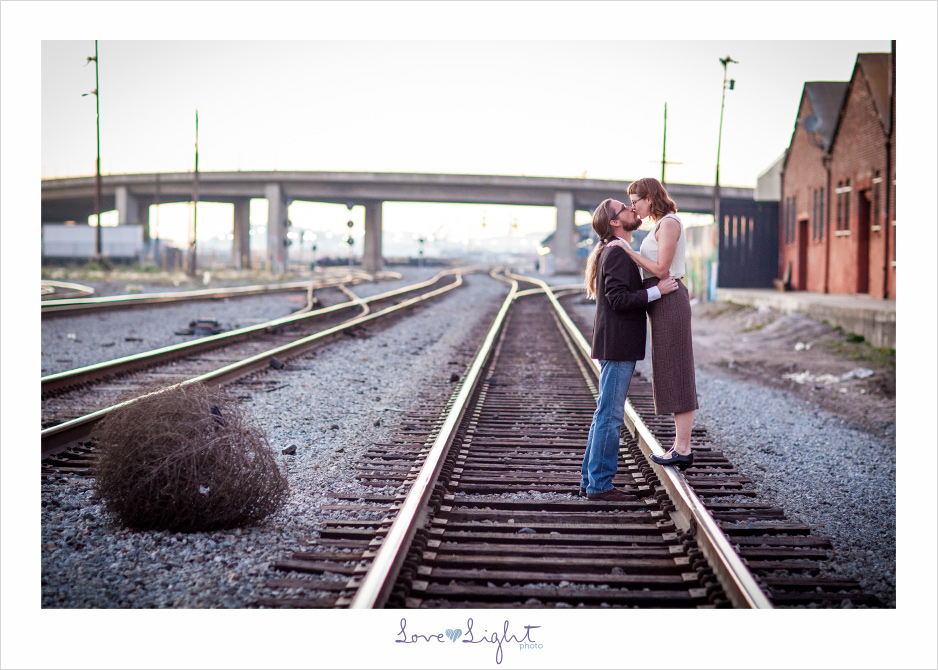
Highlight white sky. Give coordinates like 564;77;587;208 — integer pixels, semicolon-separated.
40;37;890;246
4;2;938;669
41;39;890;184
40;37;891;247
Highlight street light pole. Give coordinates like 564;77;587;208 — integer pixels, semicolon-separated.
714;56;737;231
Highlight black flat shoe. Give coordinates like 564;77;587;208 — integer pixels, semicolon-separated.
649;449;694;470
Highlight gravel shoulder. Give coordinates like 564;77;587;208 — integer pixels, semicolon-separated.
563;292;896;608
688;300;896;606
690;300;895;440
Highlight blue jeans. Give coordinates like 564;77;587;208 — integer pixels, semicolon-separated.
581;359;635;494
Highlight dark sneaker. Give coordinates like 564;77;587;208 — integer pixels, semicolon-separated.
586;487;634;501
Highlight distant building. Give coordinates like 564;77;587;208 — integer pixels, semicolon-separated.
779;44;895;299
755;151;786;201
779;80;848;292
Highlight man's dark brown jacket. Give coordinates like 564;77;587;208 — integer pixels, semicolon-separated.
590;243;648;361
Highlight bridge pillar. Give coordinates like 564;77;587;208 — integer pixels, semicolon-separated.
265;184;287;274
138;202;151;243
233;198;251;270
363;201;384;274
115;186;140;225
552;190;578;274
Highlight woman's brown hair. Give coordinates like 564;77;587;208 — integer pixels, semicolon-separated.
584;198;617;300
627;177;677;222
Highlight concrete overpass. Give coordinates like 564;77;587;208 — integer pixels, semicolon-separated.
41;171;754;274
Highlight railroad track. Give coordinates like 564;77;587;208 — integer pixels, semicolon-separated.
258;272;881;609
41;280;96;301
40;270;470;461
40;268;394;317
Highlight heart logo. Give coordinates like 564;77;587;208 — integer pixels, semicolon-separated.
445;629;462;642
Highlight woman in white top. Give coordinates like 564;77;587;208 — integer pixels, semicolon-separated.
613;177;699;470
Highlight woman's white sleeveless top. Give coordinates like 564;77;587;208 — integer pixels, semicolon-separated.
639;213;685;280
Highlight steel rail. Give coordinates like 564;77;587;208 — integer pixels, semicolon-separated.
348;270;518;608
507;272;773;610
41;280;96;300
40;277;362;316
41;271;458;395
40;272;467;459
39;269;402;314
513;283;584;298
336;284;371;318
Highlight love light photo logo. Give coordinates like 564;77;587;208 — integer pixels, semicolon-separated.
396;617;543;664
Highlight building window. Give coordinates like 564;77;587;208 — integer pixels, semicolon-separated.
812;189;818;241
893;219;896;263
791;196;796;245
872;171;881;230
819;187;824;241
844;179;851;231
835;180;852;232
835;181;843;231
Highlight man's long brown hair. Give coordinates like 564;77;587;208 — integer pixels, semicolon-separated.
584;198;618;300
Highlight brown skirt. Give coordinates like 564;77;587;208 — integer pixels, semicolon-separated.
642;277;699;415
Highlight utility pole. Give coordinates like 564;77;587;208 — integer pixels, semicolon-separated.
659;102;682;184
649;103;683;184
714;56;737;229
189;110;199;276
83;41;102;260
662;102;667;183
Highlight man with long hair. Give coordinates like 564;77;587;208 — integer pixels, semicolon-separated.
581;199;677;500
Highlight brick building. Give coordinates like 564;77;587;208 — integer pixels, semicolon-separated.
779;45;895;299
